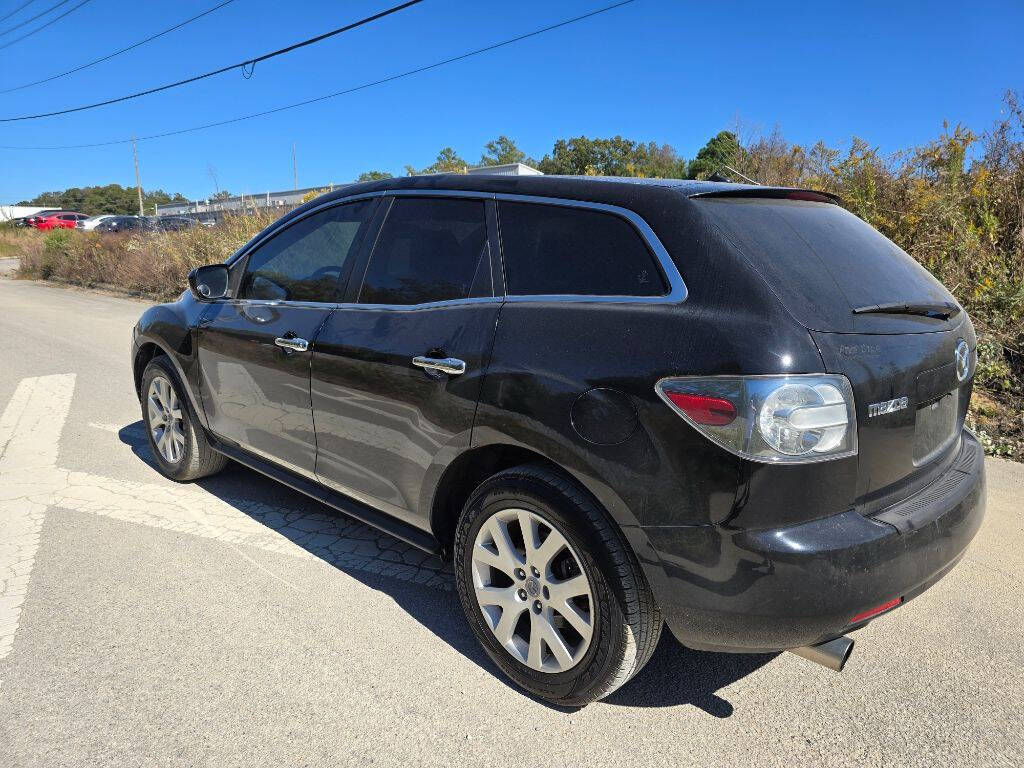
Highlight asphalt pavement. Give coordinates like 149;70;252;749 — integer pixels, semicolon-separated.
0;278;1021;767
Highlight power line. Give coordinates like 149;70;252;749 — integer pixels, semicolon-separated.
0;0;73;36
0;0;237;94
0;0;41;24
0;1;636;151
0;0;92;50
0;0;425;122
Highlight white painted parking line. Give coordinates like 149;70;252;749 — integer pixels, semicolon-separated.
0;373;447;681
0;373;75;470
0;374;75;667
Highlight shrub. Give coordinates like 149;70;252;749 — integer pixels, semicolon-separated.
40;229;72;278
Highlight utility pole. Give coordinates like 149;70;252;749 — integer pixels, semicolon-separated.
131;136;144;217
292;142;298;190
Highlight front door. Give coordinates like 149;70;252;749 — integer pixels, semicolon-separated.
198;198;377;477
311;195;501;529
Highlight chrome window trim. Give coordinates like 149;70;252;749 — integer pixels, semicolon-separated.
224;296;504;311
226;188;688;308
225;298;340;310
336;296;503;311
389;189;494;200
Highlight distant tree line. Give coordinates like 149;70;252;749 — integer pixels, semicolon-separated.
361;133;695;179
18;133;729;217
19;184;188;215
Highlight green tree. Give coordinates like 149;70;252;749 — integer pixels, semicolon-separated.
406;147;468;175
637;142;687;178
480;135;528;166
357;170;393;181
538;136;685;177
19;184;189;215
686;131;741;179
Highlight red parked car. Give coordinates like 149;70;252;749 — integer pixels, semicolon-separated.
32;212;89;230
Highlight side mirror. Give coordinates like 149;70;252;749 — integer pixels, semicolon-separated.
188;264;229;301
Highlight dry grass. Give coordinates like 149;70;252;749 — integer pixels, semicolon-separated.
11;210;279;299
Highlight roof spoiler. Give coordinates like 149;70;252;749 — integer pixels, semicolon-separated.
688;187;841;205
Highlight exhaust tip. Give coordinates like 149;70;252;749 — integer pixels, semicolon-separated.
788;635;855;672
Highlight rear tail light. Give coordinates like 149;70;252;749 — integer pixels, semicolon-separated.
663;392;736;426
656;374;858;463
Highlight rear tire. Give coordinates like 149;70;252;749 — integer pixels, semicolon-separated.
454;463;662;706
140;356;227;482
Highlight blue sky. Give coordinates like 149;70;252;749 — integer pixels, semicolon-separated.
1;0;1021;202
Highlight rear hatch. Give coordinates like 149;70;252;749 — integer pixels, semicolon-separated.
693;192;975;507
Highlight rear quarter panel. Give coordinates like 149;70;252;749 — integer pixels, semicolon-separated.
472;297;832;531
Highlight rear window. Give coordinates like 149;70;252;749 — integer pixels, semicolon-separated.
498;202;667;297
696;197;955;333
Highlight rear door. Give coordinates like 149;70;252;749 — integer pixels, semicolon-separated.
311;194;500;529
198;198;376;478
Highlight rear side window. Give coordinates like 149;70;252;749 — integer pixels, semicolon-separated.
239;199;373;303
498;202;667;297
359;197;490;305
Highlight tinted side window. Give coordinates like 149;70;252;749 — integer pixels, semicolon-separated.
239;200;372;303
359;197;489;305
498;202;667;297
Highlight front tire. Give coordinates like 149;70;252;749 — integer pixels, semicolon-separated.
454;463;662;706
140;356;227;482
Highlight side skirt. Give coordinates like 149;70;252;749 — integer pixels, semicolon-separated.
208;438;442;556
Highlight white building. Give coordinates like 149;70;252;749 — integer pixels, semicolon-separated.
155;186;341;216
0;205;56;223
464;163;542;176
155;164;543;216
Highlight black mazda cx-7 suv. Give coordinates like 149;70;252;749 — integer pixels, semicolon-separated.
131;174;985;705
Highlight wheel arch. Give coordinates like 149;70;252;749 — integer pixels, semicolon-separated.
133;341;164;398
429;443;551;559
133;332;209;429
428;442;659;573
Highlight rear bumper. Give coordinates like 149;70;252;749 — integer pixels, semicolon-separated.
647;430;986;652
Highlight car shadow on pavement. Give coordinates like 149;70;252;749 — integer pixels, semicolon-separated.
602;634;775;715
118;420;774;715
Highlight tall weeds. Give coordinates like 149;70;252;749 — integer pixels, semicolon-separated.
12;208;279;297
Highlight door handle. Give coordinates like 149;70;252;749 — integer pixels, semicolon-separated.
275;336;310;352
412;356;466;375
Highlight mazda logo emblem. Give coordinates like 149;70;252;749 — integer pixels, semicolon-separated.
955;339;971;382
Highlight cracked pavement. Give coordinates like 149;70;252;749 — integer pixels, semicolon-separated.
0;279;1021;767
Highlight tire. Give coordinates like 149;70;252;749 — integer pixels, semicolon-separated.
140;355;227;482
454;463;662;706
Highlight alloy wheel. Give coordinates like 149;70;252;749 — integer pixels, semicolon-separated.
147;375;185;464
471;508;594;673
